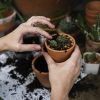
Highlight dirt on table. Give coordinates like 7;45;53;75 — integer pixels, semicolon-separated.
70;72;100;100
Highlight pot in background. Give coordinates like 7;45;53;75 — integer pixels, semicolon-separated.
45;33;76;63
32;55;50;88
0;9;16;33
85;1;100;27
13;0;70;18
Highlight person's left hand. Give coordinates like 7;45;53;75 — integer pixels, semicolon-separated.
0;16;55;52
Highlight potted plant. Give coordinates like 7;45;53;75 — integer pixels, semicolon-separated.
0;0;16;34
45;33;76;63
75;13;100;52
83;52;100;75
32;54;50;88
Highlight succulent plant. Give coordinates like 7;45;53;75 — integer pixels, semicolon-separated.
49;40;57;48
84;52;97;63
49;35;72;50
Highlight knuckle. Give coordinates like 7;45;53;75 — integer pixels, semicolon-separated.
15;44;22;52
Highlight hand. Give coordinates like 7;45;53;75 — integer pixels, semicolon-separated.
0;16;54;52
43;46;81;100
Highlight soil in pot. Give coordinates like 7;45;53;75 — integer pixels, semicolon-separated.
47;34;73;51
34;55;48;73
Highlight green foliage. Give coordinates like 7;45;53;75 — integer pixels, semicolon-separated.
0;0;12;18
85;52;97;63
75;13;100;42
49;35;70;50
59;17;76;33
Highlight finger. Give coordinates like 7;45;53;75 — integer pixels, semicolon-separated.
27;16;51;22
42;52;55;70
16;44;41;52
33;19;54;28
68;45;81;63
26;16;55;27
20;25;52;39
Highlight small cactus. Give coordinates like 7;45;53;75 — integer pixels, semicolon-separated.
49;40;57;48
85;52;97;63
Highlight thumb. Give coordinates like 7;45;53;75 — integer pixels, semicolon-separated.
42;52;55;71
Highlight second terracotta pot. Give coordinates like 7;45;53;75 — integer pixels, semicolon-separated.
45;33;76;63
32;55;50;88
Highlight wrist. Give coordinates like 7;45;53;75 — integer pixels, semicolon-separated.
0;37;8;51
51;86;69;100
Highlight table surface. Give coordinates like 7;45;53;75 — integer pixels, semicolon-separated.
0;51;99;100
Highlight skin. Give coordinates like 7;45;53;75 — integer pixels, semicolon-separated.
0;16;81;100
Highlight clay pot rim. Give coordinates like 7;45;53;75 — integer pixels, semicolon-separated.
0;8;16;24
86;1;100;11
32;54;48;75
45;33;76;52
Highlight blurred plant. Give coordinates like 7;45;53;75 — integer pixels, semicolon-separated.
58;16;77;33
75;13;100;42
0;0;12;18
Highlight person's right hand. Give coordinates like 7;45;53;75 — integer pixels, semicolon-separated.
43;46;81;100
0;16;55;52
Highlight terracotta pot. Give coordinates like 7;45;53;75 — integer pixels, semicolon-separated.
0;9;16;33
45;33;76;63
85;1;100;27
86;1;100;11
13;0;70;18
32;55;50;88
85;36;100;53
